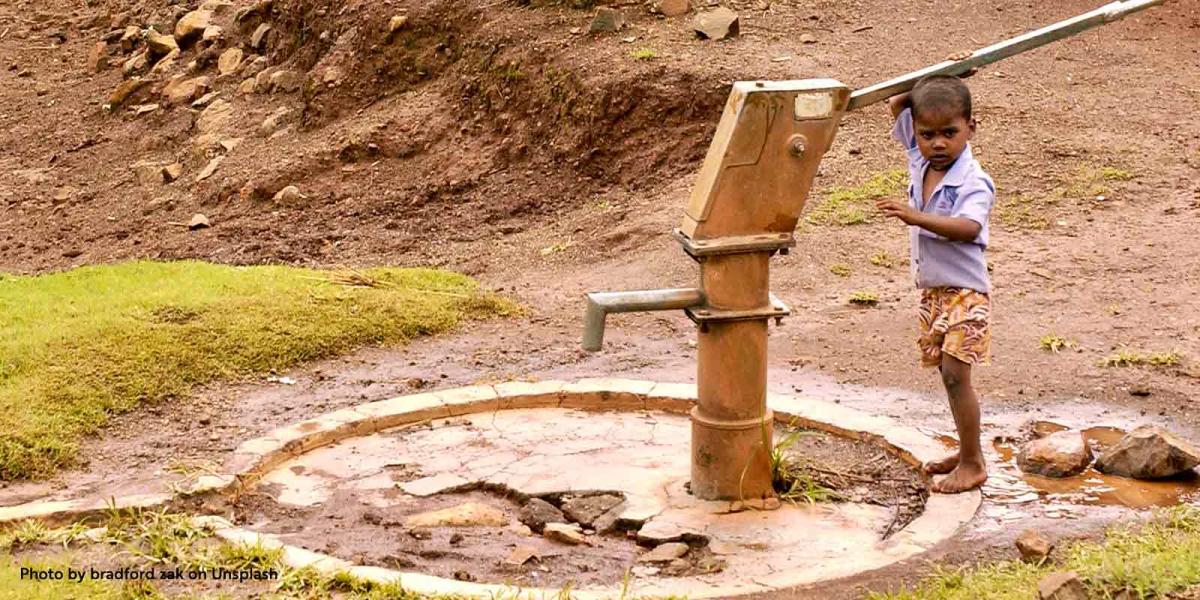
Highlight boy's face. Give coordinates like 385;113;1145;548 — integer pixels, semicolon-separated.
914;108;975;171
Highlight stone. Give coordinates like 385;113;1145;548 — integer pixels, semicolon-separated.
238;78;256;95
407;528;432;540
518;498;566;533
250;24;271;50
799;33;817;44
561;494;623;527
202;26;224;45
321;66;343;86
1096;425;1200;479
504;546;539;566
269;69;303;92
448;533;464;545
119;25;140;51
133;103;160;116
389;15;409;33
590;8;626;33
1017;430;1093;478
108;77;148;107
694;7;739;40
656;0;691;16
123;50;149;76
174;10;212;45
1037;572;1088;600
145;28;179;58
162;163;183;183
149;49;181;75
132;160;166;185
196;156;223;182
637;542;689;563
191;91;219;108
254;68;274;93
258;107;292;137
543;522;589;546
508;523;533;536
196;98;232;133
220;138;242;152
217;48;243;75
242;55;269;78
88;41;109;72
592;507;621;534
404;502;508;528
162;76;209;105
1016;529;1054;562
188;213;210;230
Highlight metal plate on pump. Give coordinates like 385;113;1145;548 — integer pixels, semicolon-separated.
794;92;834;120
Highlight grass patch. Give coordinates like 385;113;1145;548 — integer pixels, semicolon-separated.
829;263;852;277
629;47;657;60
1101;348;1183;368
870;251;896;268
0;260;512;480
994;193;1053;230
868;506;1200;600
849;290;880;306
1062;163;1135;199
769;428;841;504
805;169;906;226
1039;334;1075;353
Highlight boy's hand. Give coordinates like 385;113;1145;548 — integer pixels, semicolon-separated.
875;198;919;225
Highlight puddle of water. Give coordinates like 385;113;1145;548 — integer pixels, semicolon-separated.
992;422;1200;509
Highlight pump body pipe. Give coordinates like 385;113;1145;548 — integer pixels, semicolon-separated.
846;0;1165;111
582;288;705;351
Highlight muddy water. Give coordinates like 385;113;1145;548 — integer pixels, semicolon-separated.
991;422;1200;509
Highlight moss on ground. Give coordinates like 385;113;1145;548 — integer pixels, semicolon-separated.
0;261;513;481
805;169;907;226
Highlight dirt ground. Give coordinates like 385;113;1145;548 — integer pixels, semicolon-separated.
2;0;1199;596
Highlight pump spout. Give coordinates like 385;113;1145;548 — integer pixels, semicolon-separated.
582;288;705;351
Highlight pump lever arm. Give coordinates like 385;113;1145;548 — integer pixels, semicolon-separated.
846;0;1165;111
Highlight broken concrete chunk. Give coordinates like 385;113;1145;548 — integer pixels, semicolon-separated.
590;8;626;33
1016;529;1053;562
637;542;689;563
562;494;623;527
518;498;566;533
404;502;508;528
1096;425;1200;479
543;522;589;546
1017;430;1093;478
694;7;739;40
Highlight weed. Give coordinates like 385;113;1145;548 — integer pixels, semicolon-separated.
539;239;575;256
994;193;1052;230
0;261;512;480
849;290;880;306
805;169;907;226
870;251;896;268
769;427;840;504
1039;334;1075;353
1101;166;1135;181
630;47;657;60
1101;348;1182;368
0;519;51;550
829;263;852;277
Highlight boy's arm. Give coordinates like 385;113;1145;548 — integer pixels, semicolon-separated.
888;92;912;119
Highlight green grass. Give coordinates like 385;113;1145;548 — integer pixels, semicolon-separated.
629;48;657;61
0;556;161;600
1039;334;1075;353
768;427;841;504
829;263;852;277
0;260;512;480
849;290;880;306
1100;348;1183;368
870;251;896;268
994;193;1053;230
805;169;907;226
869;506;1200;600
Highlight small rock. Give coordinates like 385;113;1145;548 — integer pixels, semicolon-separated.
201;25;223;45
173;9;212;46
543;522;590;546
452;570;474;582
662;557;691;576
656;0;691;17
404;502;508;528
362;511;382;525
321;66;343;86
562;494;623;527
504;546;539;566
269;69;303;93
191;91;219;108
196;98;232;133
1017;430;1093;478
162;75;209;105
1095;425;1200;479
592;507;621;534
519;498;567;533
589;7;626;33
508;523;533;536
388;15;409;33
242;55;268;78
237;78;256;95
637;542;689;563
1128;384;1151;397
200;0;235;15
123;50;149;76
132;160;166;185
162;163;183;183
217;48;243;75
149;48;181;75
694;6;739;39
1016;529;1054;562
188;213;210;230
1037;571;1088;600
448;533;464;546
108;77;148;107
119;25;141;51
250;23;271;50
220;138;242;152
196;156;223;182
258;107;292;137
88;41;109;72
799;33;817;44
253;68;274;93
145;28;179;58
407;527;432;540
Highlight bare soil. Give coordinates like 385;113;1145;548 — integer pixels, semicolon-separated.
2;0;1199;596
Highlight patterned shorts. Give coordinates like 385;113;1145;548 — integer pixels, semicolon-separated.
918;287;992;368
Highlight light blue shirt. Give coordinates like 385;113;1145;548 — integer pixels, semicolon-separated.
892;108;995;294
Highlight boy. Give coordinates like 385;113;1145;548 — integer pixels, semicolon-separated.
875;74;994;493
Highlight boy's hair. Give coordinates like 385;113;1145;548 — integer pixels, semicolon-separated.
911;75;972;121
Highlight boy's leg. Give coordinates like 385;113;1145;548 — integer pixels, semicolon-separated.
933;354;987;493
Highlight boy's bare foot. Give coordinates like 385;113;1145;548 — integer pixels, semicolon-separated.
932;463;987;494
923;453;959;475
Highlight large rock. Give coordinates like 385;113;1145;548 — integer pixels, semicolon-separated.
196;98;232;133
1017;430;1093;478
1016;529;1053;562
518;498;566;533
589;8;626;33
1038;572;1088;600
404;502;508;528
694;7;739;40
1095;425;1200;479
561;494;623;527
656;0;691;17
145;28;179;58
162;76;209;105
173;9;212;46
217;48;243;75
